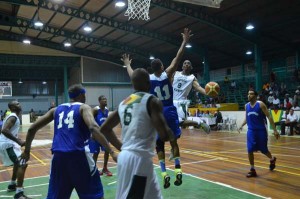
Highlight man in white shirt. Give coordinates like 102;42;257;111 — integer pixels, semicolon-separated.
281;108;299;136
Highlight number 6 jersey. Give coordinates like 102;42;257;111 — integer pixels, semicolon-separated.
53;102;90;152
118;92;156;157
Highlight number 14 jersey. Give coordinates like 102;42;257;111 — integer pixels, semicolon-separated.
53;102;90;152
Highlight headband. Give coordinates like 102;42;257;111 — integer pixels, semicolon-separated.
68;88;86;99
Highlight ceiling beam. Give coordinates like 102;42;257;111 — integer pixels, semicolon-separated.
0;29;147;67
151;0;255;45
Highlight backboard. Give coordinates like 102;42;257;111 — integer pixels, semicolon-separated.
0;81;12;98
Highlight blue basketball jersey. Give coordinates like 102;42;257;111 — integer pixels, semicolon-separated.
149;72;174;107
246;102;267;130
95;108;108;126
53;102;90;152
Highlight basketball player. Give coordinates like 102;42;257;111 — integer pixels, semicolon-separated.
238;89;280;177
89;95;113;176
20;84;121;199
100;68;174;199
122;28;192;188
172;59;210;133
0;101;30;199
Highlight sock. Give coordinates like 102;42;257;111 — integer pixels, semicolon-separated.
250;165;255;170
174;157;181;169
159;160;166;172
16;187;24;194
10;180;16;185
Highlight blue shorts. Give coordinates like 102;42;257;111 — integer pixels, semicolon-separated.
160;105;181;139
247;129;269;154
47;151;103;199
88;139;106;154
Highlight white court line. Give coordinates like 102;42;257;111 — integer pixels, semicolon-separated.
107;181;117;185
0;183;49;193
153;164;269;199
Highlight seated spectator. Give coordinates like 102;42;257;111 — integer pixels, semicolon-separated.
267;91;274;108
284;94;293;109
230;80;236;90
281;108;299;136
292;102;300;110
294;90;300;107
29;108;37;123
214;109;222;124
272;95;280;109
197;110;204;117
274;109;289;135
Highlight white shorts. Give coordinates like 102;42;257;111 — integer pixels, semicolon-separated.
116;150;162;199
174;100;191;122
0;144;21;166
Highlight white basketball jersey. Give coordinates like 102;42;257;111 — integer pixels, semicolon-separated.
173;71;195;100
0;113;20;150
118;92;156;157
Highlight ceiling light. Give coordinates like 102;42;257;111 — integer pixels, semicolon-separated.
246;50;252;55
83;24;92;32
149;55;155;60
34;20;44;27
246;24;254;30
64;42;71;47
23;39;31;44
18;79;23;84
115;0;126;7
123;65;127;68
202;61;205;64
185;43;192;48
42;81;47;84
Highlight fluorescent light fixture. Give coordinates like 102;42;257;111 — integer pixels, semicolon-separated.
34;20;44;27
42;81;47;84
246;50;252;55
185;43;192;48
115;0;126;7
64;42;71;47
83;25;92;32
18;79;23;84
149;56;155;60
246;24;254;30
23;39;31;44
123;65;127;68
202;61;205;64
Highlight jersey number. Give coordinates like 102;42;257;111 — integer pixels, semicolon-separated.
57;111;75;129
154;85;170;100
124;105;133;125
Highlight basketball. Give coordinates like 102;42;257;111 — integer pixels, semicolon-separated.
205;82;220;98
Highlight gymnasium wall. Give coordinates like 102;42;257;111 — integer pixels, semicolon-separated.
0;95;63;114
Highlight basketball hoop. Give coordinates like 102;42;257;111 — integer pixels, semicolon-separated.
125;0;151;21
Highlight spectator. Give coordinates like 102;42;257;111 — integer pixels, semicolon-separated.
224;76;229;84
272;95;280;109
274;109;289;135
294;90;300;107
230;80;236;90
267;91;274;108
284;94;293;109
281;108;299;136
29;109;36;123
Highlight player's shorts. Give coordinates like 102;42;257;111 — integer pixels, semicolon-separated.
47;151;103;199
173;100;190;123
247;129;269;154
88;139;106;154
0;144;21;166
163;105;181;138
116;150;162;199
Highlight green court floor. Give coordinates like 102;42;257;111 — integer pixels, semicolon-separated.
0;167;266;199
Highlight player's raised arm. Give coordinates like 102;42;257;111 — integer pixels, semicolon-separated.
166;28;193;78
193;78;206;96
121;53;134;78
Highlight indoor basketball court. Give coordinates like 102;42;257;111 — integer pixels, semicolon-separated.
0;0;300;198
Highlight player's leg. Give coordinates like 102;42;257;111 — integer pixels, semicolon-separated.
155;139;170;189
258;130;277;171
102;146;112;176
169;139;182;186
246;130;257;177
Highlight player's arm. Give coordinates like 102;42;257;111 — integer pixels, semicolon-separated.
92;106;98;117
100;110;122;151
238;104;247;133
121;53;134;78
192;78;206;96
21;108;56;162
165;28;193;78
148;96;175;142
1;116;24;146
81;104;118;161
260;101;280;139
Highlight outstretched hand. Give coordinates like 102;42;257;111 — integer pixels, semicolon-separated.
121;54;132;67
181;28;193;43
237;126;242;134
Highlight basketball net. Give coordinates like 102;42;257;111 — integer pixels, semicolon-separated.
125;0;151;21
